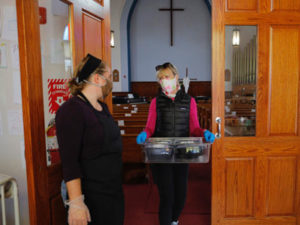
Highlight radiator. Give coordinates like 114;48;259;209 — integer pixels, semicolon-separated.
0;174;20;225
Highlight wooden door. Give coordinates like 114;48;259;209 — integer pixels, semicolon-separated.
16;0;111;225
212;0;300;225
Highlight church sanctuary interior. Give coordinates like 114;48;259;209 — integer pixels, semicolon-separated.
0;0;300;225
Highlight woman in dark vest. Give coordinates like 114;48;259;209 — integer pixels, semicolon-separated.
56;54;124;225
136;62;215;225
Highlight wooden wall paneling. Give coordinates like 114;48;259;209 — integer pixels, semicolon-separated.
266;157;297;216
71;0;109;64
212;0;226;224
269;26;299;135
225;158;255;217
254;156;267;218
223;137;300;157
298;28;300;137
131;82;160;98
256;24;270;136
224;13;300;25
221;217;296;225
261;0;271;13
82;12;103;58
189;81;212;97
16;0;50;225
272;0;300;11
226;0;258;11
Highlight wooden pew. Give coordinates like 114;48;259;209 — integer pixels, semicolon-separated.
113;104;149;109
119;125;144;134
113;108;149;113
112;110;147;163
113;105;148;182
113;115;148;121
121;133;147;183
198;104;212;130
113;103;149;111
121;134;143;163
117;119;146;126
113;112;148;117
224;97;256;136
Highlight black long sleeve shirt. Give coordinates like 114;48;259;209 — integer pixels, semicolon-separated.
55;96;107;182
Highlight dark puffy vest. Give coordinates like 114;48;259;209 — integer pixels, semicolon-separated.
154;89;191;137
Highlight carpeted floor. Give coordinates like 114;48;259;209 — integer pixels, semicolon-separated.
144;180;211;214
123;164;211;225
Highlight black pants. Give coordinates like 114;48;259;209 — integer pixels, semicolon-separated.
151;164;189;225
85;192;124;225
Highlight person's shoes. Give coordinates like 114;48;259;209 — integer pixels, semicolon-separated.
171;221;179;225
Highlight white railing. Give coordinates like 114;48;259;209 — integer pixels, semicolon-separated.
0;174;20;225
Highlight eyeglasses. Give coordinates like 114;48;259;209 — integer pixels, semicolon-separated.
155;62;173;71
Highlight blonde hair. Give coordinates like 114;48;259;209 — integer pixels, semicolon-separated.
155;62;179;80
68;56;107;96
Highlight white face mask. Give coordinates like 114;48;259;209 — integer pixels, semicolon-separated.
84;78;104;88
160;78;178;97
84;75;113;98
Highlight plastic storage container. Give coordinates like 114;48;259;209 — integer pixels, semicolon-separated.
143;138;173;163
141;137;211;163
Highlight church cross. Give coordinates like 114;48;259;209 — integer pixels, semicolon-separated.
159;0;184;46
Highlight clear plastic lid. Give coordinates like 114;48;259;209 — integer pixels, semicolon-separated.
145;137;173;144
144;138;173;148
174;137;203;146
145;143;171;149
141;137;211;163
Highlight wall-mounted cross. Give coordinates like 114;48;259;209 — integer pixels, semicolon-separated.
159;0;184;46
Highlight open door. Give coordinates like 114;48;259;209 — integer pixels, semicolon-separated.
16;0;111;224
212;0;300;225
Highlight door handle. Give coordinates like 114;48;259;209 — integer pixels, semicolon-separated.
215;117;221;139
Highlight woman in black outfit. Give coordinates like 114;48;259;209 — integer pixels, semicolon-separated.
56;54;124;225
136;63;215;225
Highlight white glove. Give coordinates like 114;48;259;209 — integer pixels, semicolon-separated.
65;195;91;225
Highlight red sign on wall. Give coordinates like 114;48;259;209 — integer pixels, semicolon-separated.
48;79;71;114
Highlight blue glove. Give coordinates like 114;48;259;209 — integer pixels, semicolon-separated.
136;131;147;144
204;130;215;143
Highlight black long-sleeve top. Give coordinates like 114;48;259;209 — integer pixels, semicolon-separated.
55;96;107;182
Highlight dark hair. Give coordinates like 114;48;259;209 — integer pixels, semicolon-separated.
155;62;175;71
68;55;107;96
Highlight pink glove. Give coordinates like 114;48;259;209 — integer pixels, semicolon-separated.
65;195;91;225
